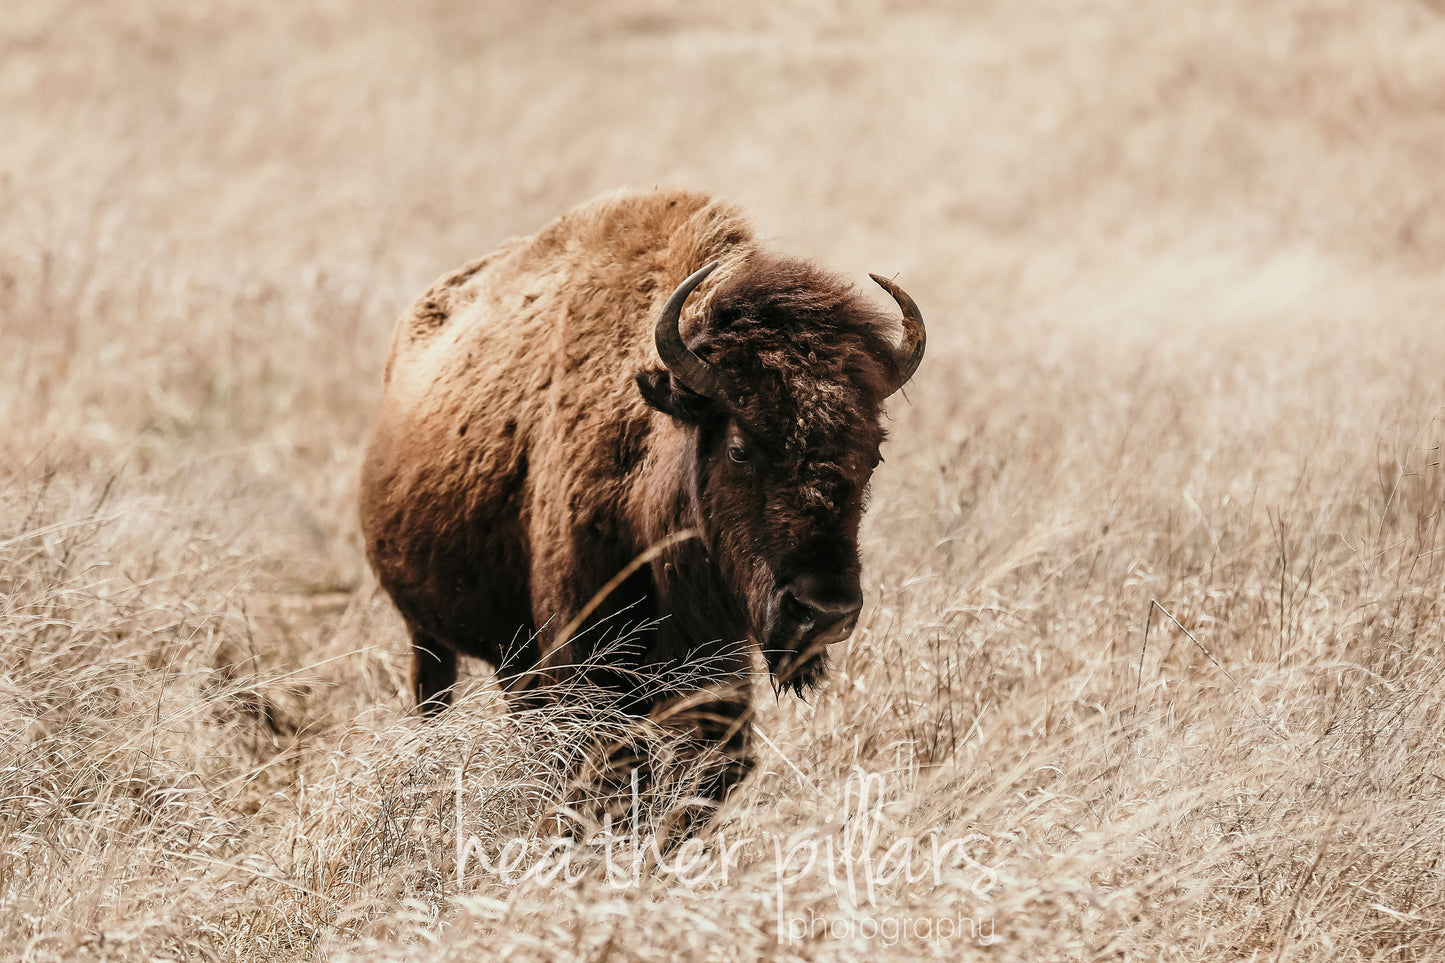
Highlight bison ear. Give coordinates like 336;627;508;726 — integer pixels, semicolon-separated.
635;368;710;425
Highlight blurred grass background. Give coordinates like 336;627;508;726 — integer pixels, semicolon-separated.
3;1;1445;960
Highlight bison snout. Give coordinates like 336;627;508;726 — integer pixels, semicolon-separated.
778;575;863;646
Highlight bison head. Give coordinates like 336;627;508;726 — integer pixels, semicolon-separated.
635;256;924;693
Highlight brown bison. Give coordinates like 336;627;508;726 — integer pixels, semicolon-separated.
359;188;923;812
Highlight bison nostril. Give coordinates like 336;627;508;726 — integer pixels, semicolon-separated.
779;577;863;642
781;591;817;630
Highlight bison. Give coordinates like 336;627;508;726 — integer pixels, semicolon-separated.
359;188;923;817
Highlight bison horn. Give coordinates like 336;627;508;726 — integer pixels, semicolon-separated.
654;260;723;399
870;273;926;395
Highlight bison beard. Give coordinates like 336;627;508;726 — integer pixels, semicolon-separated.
359;189;924;834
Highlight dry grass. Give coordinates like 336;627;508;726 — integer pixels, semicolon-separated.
4;0;1445;959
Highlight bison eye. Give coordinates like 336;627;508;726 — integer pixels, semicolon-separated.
727;444;750;465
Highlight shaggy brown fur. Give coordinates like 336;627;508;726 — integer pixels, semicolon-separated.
359;188;921;816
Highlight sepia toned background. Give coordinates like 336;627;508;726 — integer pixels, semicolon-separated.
3;1;1444;959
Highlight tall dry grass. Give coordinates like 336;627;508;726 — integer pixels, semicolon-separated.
3;0;1445;959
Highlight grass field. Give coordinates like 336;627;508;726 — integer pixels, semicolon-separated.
4;1;1445;959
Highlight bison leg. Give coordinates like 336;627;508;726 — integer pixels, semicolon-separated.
495;631;550;712
411;631;458;716
649;683;756;841
664;685;756;799
498;675;551;713
556;683;754;844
